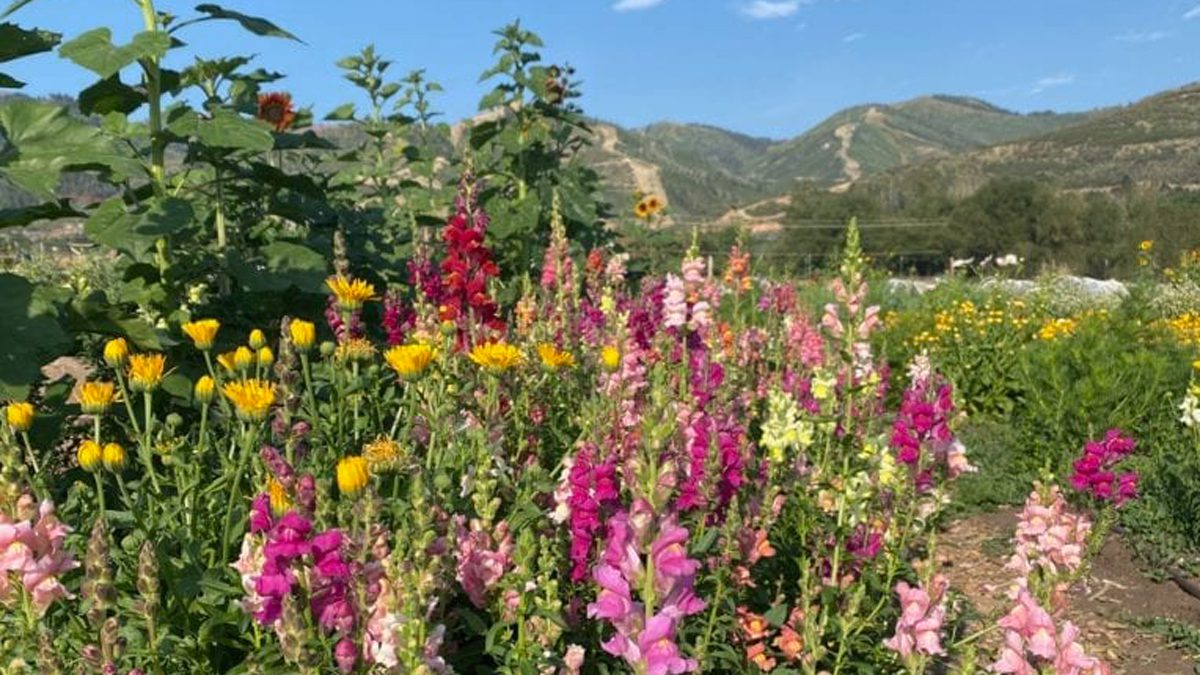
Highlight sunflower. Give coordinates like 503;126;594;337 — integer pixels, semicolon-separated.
256;92;296;132
223;379;276;421
79;381;117;415
363;437;404;472
290;319;316;351
384;343;438;380
469;342;524;373
634;200;651;219
600;345;621;372
644;195;664;214
267;477;291;514
536;343;576;371
335;338;376;364
127;353;166;392
326;275;377;311
336;456;370;497
182;319;220;351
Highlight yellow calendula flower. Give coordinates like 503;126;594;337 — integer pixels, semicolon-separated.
384;343;437;380
364;436;403;472
102;442;126;472
218;346;255;374
79;381;116;415
5;401;34;433
194;376;216;404
335;338;376;364
469;342;524;373
537;343;576;371
290;319;316;352
267;477;290;514
103;337;129;369
336;456;370;497
249;329;267;350
1192;359;1200;373
600;345;621;372
1139;239;1154;252
127;353;166;392
223;379;276;421
182;319;220;351
326;275;377;311
77;440;102;472
257;346;275;368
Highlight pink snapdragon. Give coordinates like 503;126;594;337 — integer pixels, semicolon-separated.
991;590;1108;675
1007;484;1091;582
1070;429;1138;505
884;574;949;659
587;508;705;674
0;497;77;617
453;517;513;607
889;374;974;489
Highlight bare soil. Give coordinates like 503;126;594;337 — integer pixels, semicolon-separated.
940;509;1198;674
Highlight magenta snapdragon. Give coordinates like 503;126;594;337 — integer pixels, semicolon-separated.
1070;429;1138;505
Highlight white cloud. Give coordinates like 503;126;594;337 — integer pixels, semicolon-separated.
1114;30;1173;43
842;32;865;43
1030;73;1074;94
740;1;803;20
612;0;664;11
1184;4;1200;19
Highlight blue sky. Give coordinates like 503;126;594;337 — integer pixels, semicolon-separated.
4;0;1198;139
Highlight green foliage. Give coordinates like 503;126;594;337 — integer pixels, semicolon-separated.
0;22;60;88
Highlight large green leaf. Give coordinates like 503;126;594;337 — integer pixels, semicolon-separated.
0;273;70;400
59;28;171;79
190;4;302;42
167;108;273;151
66;290;165;350
0;199;83;229
229;240;326;293
0;99;144;199
85;196;196;258
0;22;60;87
78;74;145;115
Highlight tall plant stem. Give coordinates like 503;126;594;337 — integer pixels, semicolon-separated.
137;0;165;189
218;423;256;564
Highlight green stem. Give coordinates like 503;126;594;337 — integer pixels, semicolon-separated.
142;392;161;493
20;433;39;475
116;371;143;438
218;424;256;565
137;0;165;189
93;472;107;524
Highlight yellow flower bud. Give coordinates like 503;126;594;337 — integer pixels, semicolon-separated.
336;456;369;497
257;346;275;368
5;402;34;433
77;440;102;472
289;320;316;352
194;376;216;404
600;346;620;372
249;329;267;351
103;337;129;369
234;346;254;372
182;319;220;351
102;443;126;472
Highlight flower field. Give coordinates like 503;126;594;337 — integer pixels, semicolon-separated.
3;3;1200;674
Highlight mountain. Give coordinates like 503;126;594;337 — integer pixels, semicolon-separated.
860;83;1200;198
582;95;1094;219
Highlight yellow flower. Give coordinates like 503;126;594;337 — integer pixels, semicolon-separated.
77;440;102;472
249;329;267;350
644;195;664;214
1139;239;1154;252
336;456;370;497
335;338;376;364
811;375;835;401
290;319;316;352
127;353;166;392
600;345;621;372
267;477;290;514
326;275;377;311
194;376;216;404
469;342;524;373
634;200;650;219
79;381;116;415
182;319;220;351
364;436;403;471
384;343;438;380
5;401;34;433
223;379;276;421
103;337;129;369
537;343;576;370
102;443;126;472
257;346;275;368
217;346;255;374
1194;359;1200;373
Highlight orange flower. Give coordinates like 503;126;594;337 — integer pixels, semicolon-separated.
773;625;804;662
257;92;296;132
746;642;776;671
737;607;772;642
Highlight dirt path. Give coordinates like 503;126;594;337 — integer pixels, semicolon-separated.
829;122;862;193
939;509;1197;674
592;125;668;202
